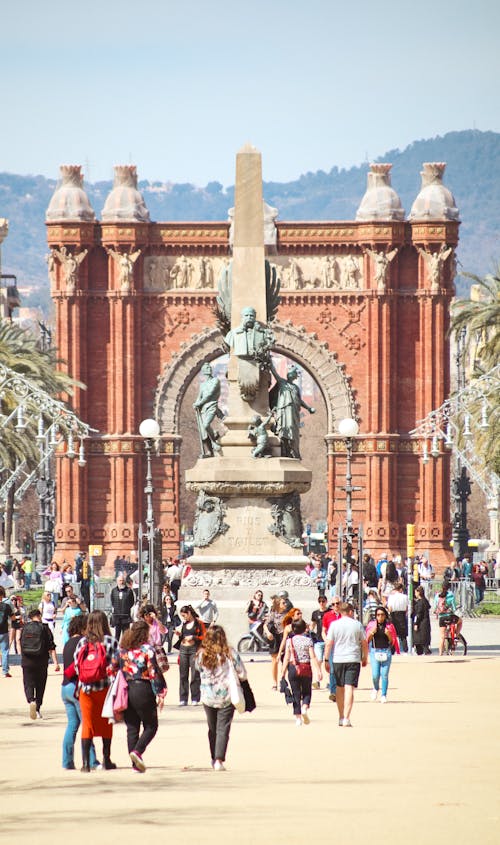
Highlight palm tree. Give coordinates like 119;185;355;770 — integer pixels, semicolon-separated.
450;266;500;476
450;265;500;372
0;320;83;552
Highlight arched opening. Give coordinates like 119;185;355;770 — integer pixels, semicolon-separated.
154;320;355;546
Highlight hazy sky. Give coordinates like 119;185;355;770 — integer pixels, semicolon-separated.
2;0;499;186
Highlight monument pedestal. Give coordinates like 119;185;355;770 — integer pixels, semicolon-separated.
186;455;312;569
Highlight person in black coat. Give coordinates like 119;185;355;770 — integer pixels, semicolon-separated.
110;574;136;640
412;585;431;655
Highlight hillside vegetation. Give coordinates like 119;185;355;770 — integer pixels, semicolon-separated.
1;130;499;311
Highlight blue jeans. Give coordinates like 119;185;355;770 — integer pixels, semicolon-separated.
0;632;9;675
61;682;97;769
24;573;32;590
369;648;392;696
328;651;337;695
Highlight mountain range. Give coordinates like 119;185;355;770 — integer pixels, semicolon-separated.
1;129;499;312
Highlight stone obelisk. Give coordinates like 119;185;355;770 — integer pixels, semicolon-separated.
186;144;311;568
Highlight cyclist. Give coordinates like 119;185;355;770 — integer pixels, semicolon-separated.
433;581;464;655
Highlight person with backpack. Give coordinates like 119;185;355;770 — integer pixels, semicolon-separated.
74;610;119;772
20;608;60;719
61;613;99;770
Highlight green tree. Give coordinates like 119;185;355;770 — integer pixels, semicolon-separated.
0;320;82;552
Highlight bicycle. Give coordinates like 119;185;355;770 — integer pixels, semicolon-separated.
442;617;467;656
237;621;270;654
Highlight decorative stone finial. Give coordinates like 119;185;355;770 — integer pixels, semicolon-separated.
46;165;95;222
409;162;459;221
356;163;405;221
101;165;150;223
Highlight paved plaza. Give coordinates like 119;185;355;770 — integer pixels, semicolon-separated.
1;617;499;844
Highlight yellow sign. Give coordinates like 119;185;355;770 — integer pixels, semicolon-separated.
88;545;103;557
406;524;415;559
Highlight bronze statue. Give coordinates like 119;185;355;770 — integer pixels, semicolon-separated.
193;363;224;458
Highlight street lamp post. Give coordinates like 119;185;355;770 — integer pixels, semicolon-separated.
338;417;361;600
139;418;160;603
452;328;471;559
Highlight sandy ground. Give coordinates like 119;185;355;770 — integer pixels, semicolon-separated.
1;618;499;845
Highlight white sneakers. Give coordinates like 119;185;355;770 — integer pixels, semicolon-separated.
381;696;387;704
213;760;226;771
370;688;378;701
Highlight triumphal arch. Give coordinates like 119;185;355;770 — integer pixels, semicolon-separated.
46;159;459;567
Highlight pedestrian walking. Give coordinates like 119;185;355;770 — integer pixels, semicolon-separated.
39;591;56;634
324;601;368;727
195;624;247;771
20;608;60;719
160;594;179;652
281;619;322;726
116;620;167;773
365;606;399;703
110;573;135;640
263;596;287;690
61;614;99;770
175;605;205;705
74;610;119;772
387;582;409;652
0;585;13;677
310;595;328;687
9;595;25;654
412;585;431;655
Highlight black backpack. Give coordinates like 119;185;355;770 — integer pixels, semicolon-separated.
21;621;44;656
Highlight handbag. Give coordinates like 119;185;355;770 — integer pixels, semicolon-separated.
290;637;312;677
154;645;170;673
112;670;129;720
240;678;256;712
101;672;120;723
373;649;388;663
227;659;245;713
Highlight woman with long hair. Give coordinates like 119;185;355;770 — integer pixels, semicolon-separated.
263;596;287;690
139;603;166;647
281;619;322;727
195;625;247;771
160;594;179;652
174;605;205;705
61;614;98;770
74;610;119;772
117;620;166;773
412;585;431;655
365;605;399;702
9;595;25;654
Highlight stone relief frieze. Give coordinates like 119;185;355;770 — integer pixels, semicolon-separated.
183;569;315;588
144;254;363;292
274;255;363;291
144;255;226;291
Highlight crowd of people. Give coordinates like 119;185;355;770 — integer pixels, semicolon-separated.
0;544;496;774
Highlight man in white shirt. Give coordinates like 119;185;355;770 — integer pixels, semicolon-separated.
387;583;409;652
324;602;367;728
196;589;219;626
418;557;434;599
